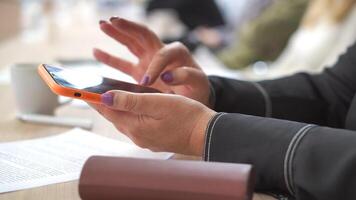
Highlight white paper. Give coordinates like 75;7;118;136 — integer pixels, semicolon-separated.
0;128;173;193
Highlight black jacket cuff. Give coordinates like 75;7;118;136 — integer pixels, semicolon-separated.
203;113;308;193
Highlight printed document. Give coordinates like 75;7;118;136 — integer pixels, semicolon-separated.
0;128;172;193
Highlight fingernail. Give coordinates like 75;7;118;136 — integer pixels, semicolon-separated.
99;20;106;25
161;71;173;83
101;92;114;106
140;75;150;86
110;16;120;22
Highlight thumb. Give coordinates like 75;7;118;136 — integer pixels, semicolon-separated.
101;90;168;116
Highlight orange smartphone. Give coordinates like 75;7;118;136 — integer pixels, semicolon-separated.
38;64;161;103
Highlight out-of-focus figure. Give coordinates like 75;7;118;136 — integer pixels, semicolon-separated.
217;0;309;70
145;0;225;51
196;0;274;51
146;0;356;82
259;0;356;79
145;0;276;52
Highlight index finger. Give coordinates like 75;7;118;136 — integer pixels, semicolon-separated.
93;48;134;76
110;17;163;51
100;20;145;57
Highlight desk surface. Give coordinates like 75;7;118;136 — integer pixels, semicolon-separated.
0;3;275;199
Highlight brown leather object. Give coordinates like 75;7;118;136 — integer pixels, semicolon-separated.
79;156;255;200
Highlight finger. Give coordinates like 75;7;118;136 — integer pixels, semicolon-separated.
110;17;162;50
87;102;100;109
88;102;135;137
99;106;134;125
93;48;134;76
87;102;104;114
99;107;136;136
141;42;190;85
160;67;207;89
99;20;144;57
101;90;171;116
96;102;154;148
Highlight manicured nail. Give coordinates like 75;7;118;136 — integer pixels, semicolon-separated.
99;20;106;25
161;71;173;83
101;92;114;106
110;16;120;22
140;75;150;86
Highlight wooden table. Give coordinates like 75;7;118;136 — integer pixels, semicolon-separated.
0;3;274;199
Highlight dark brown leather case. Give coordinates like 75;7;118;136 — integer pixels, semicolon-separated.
79;156;255;200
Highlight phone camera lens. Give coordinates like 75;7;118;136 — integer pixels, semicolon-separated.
74;92;82;97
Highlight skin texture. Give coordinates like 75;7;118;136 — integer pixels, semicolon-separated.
92;17;215;156
95;17;211;106
93;91;216;156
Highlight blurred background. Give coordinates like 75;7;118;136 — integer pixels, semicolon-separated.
1;0;356;83
0;1;355;198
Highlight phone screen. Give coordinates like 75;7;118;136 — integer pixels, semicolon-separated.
43;64;160;94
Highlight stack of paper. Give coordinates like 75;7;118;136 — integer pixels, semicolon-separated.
0;128;173;193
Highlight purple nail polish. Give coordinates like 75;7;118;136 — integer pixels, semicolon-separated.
99;20;106;25
140;75;150;86
101;93;114;106
110;16;120;22
161;71;173;83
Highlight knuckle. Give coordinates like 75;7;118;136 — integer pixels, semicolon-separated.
181;66;190;70
176;95;191;105
123;94;138;112
156;48;168;58
136;114;146;124
180;67;190;78
172;42;189;54
172;41;184;48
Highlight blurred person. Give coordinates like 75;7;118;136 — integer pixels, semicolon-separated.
93;17;356;199
146;0;225;31
196;0;274;50
217;0;309;69
145;0;225;51
145;0;275;52
254;0;356;79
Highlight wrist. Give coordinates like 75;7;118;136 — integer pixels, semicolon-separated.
207;82;216;109
189;109;216;156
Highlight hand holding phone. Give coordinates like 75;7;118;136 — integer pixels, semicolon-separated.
38;64;161;104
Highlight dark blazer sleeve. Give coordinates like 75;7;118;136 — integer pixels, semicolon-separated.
209;42;356;128
205;43;356;199
204;113;356;200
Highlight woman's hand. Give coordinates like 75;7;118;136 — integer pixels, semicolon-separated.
94;17;211;106
91;91;216;156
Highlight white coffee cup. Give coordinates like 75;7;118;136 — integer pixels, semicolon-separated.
10;63;59;115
